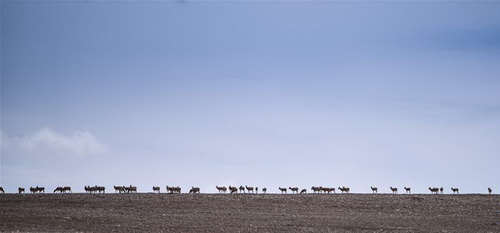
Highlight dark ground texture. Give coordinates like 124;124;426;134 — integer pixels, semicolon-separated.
1;193;499;232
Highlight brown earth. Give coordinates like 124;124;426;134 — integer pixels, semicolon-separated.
1;193;499;232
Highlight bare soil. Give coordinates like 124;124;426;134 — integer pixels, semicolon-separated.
1;193;499;232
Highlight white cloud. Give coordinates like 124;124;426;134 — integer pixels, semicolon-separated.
1;127;107;156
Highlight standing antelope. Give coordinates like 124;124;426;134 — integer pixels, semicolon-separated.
0;187;4;193
404;187;411;194
488;187;492;194
18;187;25;194
278;187;287;194
390;187;398;194
189;186;200;194
300;189;307;194
311;186;321;193
124;185;137;193
255;187;259;194
228;186;238;194
216;186;227;193
246;186;255;193
338;186;350;193
153;186;160;193
289;187;299;194
262;187;267;194
429;187;439;194
114;185;126;193
440;187;444;194
371;186;378;194
451;187;459;194
239;185;245;193
166;186;181;194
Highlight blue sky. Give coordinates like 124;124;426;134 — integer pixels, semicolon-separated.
1;1;500;194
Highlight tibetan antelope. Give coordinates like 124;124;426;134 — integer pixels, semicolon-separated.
239;185;245;193
390;187;398;194
30;186;45;193
153;186;161;193
124;185;137;193
0;187;4;193
228;186;238;194
262;187;267;194
371;186;378;194
256;187;259;194
216;186;227;193
114;185;126;193
488;187;492;194
289;187;299;194
451;187;459;194
429;187;439;194
300;189;307;194
18;187;25;194
166;186;181;194
404;187;411;194
278;187;287;194
311;186;321;193
321;187;335;194
338;186;350;193
189;186;200;194
54;186;72;193
246;186;255;193
440;187;444;194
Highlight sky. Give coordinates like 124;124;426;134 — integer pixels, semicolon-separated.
1;0;500;194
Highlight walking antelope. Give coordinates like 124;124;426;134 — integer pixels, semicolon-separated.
278;187;287;194
114;185;126;193
404;187;411;194
166;186;181;194
189;186;200;194
54;186;72;193
124;185;137;193
255;187;259;194
429;187;439;194
311;186;321;193
246;186;255;193
371;186;378;194
18;187;25;194
289;187;299;194
30;186;45;193
440;187;444;194
338;186;350;193
216;186;227;193
488;187;492;194
451;187;459;194
0;187;4;193
153;186;160;193
239;185;245;193
321;187;335;194
390;187;398;194
262;187;267;194
228;186;238;194
300;189;307;194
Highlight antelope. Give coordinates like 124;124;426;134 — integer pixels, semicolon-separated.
262;187;267;194
338;186;350;193
311;186;321;193
114;185;126;193
289;187;299;194
18;187;25;194
166;186;181;194
216;186;227;193
84;185;94;193
488;187;492;194
246;186;255;193
0;187;4;193
440;187;444;194
255;187;259;194
228;186;238;194
451;187;459;194
30;186;45;193
278;187;287;194
54;187;65;193
321;187;335;194
371;186;378;194
63;186;72;193
124;185;137;193
189;186;200;194
404;187;411;194
300;189;307;194
390;187;398;194
153;186;160;193
429;187;439;194
239;185;245;193
95;186;105;193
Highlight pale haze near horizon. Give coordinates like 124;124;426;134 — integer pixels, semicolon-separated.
1;1;500;194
